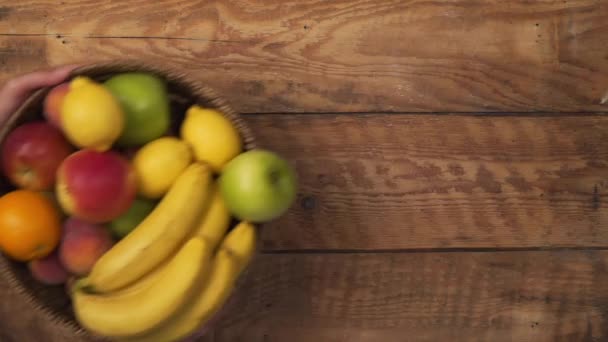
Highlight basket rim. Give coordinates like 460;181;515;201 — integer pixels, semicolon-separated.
0;60;260;341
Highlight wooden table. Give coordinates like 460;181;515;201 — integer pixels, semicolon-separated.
2;1;608;341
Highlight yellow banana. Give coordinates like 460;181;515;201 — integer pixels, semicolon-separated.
109;184;227;298
80;257;168;300
73;237;213;338
219;221;257;272
192;184;231;249
84;163;212;293
127;221;257;342
92;184;227;299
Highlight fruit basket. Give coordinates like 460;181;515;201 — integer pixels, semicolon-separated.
0;61;270;341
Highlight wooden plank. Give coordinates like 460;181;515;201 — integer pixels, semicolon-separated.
0;36;47;75
1;1;608;113
208;251;608;342
2;251;607;341
249;114;608;250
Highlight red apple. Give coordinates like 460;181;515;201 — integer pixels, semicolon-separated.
59;217;114;275
1;122;73;191
57;150;137;223
43;82;70;127
28;251;69;285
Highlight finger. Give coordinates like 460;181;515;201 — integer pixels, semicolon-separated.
45;64;82;84
0;64;81;126
4;64;81;97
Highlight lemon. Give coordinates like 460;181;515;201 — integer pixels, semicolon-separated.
180;106;242;172
133;137;193;199
61;77;124;151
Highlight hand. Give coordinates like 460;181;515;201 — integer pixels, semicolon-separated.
0;65;79;126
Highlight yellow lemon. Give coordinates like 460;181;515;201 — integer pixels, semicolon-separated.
61;77;124;151
133;137;193;199
180;106;242;172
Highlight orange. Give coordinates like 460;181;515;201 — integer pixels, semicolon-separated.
0;190;62;261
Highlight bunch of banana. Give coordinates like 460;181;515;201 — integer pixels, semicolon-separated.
70;162;257;341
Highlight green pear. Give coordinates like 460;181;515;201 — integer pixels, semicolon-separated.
104;73;170;146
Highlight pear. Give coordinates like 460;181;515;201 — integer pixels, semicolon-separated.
105;73;170;146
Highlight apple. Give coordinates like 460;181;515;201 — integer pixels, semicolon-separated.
1;121;73;191
59;217;114;275
219;149;297;222
28;251;69;285
43;82;70;127
57;150;137;223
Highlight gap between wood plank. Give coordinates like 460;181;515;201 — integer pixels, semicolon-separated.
262;246;608;254
0;32;239;43
242;111;608;116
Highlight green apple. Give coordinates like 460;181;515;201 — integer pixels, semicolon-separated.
109;198;156;238
219;149;297;222
104;73;170;146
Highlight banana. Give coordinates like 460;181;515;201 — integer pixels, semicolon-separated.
79;257;168;300
107;183;228;299
192;184;231;250
73;237;213;338
220;221;258;271
84;163;212;293
126;221;257;342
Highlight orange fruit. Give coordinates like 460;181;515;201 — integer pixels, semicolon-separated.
0;190;62;261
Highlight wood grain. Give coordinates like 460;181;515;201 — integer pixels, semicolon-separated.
250;114;608;250
3;251;607;342
201;252;608;342
1;0;608;112
0;36;47;75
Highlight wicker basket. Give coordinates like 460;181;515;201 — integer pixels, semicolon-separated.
0;61;258;341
